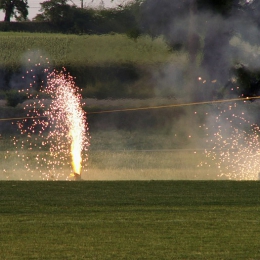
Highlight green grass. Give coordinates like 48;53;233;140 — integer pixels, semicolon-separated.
0;32;179;66
0;181;260;259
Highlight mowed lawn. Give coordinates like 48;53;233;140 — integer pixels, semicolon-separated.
0;181;260;259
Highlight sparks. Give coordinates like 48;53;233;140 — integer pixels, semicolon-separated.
15;63;90;180
201;102;260;180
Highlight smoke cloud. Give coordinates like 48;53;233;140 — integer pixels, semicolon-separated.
141;0;260;101
136;0;260;180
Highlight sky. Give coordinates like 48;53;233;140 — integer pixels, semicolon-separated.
0;0;129;21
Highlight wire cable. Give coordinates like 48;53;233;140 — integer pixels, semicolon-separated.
87;96;260;114
0;95;259;121
0;116;47;121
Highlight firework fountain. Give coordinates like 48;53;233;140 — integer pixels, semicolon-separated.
44;69;89;180
13;59;89;180
198;100;260;180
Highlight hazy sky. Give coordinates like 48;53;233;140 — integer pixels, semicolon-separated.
0;0;128;21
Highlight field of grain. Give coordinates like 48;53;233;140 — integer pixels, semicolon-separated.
0;32;189;98
0;32;182;67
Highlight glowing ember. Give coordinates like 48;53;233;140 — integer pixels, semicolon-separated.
15;62;89;180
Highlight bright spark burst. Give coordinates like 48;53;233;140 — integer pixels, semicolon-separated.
200;102;260;180
14;60;89;180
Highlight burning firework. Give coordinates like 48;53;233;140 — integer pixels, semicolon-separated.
44;69;89;179
15;60;89;180
74;173;82;181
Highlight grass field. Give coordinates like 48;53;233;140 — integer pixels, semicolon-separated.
0;181;260;259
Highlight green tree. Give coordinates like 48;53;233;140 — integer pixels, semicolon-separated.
34;0;94;33
34;0;72;23
33;0;83;32
0;0;29;22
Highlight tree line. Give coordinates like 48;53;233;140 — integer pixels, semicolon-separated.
0;0;142;37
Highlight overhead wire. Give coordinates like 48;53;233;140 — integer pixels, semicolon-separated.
87;96;260;114
0;95;260;121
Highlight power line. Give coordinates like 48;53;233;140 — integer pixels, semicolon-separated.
0;116;47;121
0;96;259;121
87;96;260;114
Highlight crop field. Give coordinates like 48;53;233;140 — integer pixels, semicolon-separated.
0;32;179;67
0;32;186;98
1;181;260;259
0;32;253;69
